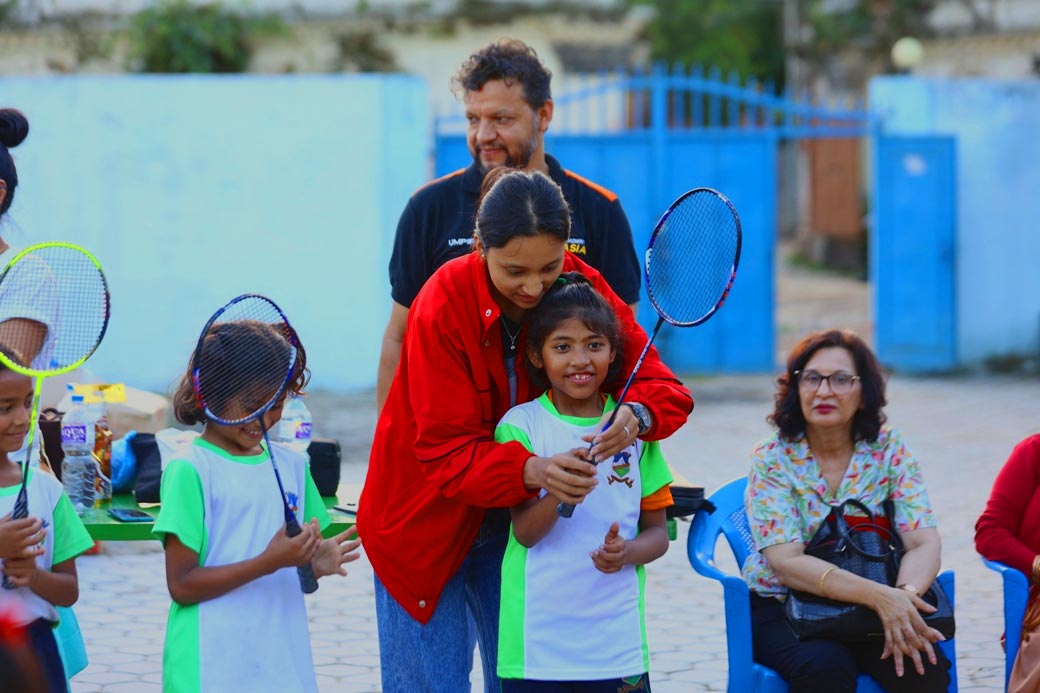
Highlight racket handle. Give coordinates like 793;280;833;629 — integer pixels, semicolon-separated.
284;516;320;594
555;501;577;518
3;488;31;590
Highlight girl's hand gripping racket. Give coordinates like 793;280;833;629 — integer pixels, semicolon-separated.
190;294;318;594
0;242;110;588
558;188;742;517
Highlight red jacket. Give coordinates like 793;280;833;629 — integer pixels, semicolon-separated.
976;434;1040;578
359;251;693;623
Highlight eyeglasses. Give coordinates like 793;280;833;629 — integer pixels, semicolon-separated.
794;369;861;393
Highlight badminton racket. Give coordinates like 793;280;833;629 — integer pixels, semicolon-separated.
0;242;110;587
558;188;742;517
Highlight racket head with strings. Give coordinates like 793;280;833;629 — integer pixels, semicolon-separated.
189;294;318;593
190;294;300;428
644;187;742;328
0;242;110;587
0;242;111;377
557;188;742;519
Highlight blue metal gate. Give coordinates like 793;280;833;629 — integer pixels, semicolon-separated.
873;136;957;371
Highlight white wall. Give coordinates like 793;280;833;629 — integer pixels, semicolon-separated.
0;74;428;393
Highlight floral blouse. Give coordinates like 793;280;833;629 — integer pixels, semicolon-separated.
742;426;936;598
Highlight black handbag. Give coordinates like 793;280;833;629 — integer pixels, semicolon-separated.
784;498;956;642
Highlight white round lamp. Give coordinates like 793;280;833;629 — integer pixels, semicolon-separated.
891;37;925;71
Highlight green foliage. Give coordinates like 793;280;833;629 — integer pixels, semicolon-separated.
801;0;936;71
335;31;399;72
631;0;785;88
127;0;284;73
0;0;17;25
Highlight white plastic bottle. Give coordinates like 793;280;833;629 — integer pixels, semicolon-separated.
61;395;96;515
278;394;312;455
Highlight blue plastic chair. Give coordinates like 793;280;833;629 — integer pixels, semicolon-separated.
982;558;1029;691
687;477;958;692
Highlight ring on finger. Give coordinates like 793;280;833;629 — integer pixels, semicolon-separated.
623;424;631;437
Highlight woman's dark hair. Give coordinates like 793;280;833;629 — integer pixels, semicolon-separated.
451;38;552;110
475;167;570;250
770;328;887;443
0;109;29;217
524;272;623;389
173;320;309;426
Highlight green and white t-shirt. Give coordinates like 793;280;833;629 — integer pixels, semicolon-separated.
494;393;672;681
152;438;330;693
0;468;93;625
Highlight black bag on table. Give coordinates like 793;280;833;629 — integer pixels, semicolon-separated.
307;437;341;497
784;498;956;642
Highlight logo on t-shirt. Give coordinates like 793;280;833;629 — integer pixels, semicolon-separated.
608;450;634;488
565;238;587;255
447;237;474;248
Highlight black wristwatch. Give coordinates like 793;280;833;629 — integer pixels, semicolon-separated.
623;402;652;435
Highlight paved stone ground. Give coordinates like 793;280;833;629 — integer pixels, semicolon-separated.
68;373;1039;692
67;260;1037;692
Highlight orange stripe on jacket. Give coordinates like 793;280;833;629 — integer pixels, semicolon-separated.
564;169;619;202
413;168;466;196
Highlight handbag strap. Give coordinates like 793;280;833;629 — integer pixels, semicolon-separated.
837;498;901;560
881;499;906;553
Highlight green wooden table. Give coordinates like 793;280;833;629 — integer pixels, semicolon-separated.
80;485;359;542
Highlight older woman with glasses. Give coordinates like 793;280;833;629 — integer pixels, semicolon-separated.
741;329;950;693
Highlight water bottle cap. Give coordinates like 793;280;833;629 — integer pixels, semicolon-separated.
71;394;85;403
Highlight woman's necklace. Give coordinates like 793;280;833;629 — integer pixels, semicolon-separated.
500;316;523;352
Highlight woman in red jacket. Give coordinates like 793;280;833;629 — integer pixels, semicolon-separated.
976;434;1040;688
359;167;693;692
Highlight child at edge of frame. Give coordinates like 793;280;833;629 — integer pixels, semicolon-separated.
0;354;94;693
152;319;361;693
494;272;674;692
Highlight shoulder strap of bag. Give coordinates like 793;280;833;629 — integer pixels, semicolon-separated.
882;499;906;553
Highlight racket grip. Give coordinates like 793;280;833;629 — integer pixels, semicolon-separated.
555;501;577;518
3;489;31;589
284;516;320;594
297;563;319;594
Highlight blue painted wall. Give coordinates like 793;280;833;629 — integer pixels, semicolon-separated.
870;77;1040;364
0;75;428;393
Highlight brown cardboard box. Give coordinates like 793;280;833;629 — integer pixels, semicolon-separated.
107;387;171;438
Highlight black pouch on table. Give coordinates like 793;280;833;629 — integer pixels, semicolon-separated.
131;433;163;503
307;437;341;497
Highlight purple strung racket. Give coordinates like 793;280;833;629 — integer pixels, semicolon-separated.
0;242;110;588
190;293;318;594
557;188;742;517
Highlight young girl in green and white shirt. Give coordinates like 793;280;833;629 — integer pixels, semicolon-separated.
494;273;674;692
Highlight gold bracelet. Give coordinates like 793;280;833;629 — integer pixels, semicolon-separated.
819;566;837;597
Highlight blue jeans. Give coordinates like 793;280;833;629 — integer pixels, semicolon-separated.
375;529;507;692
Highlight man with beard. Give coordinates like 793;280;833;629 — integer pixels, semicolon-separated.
377;38;640;412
